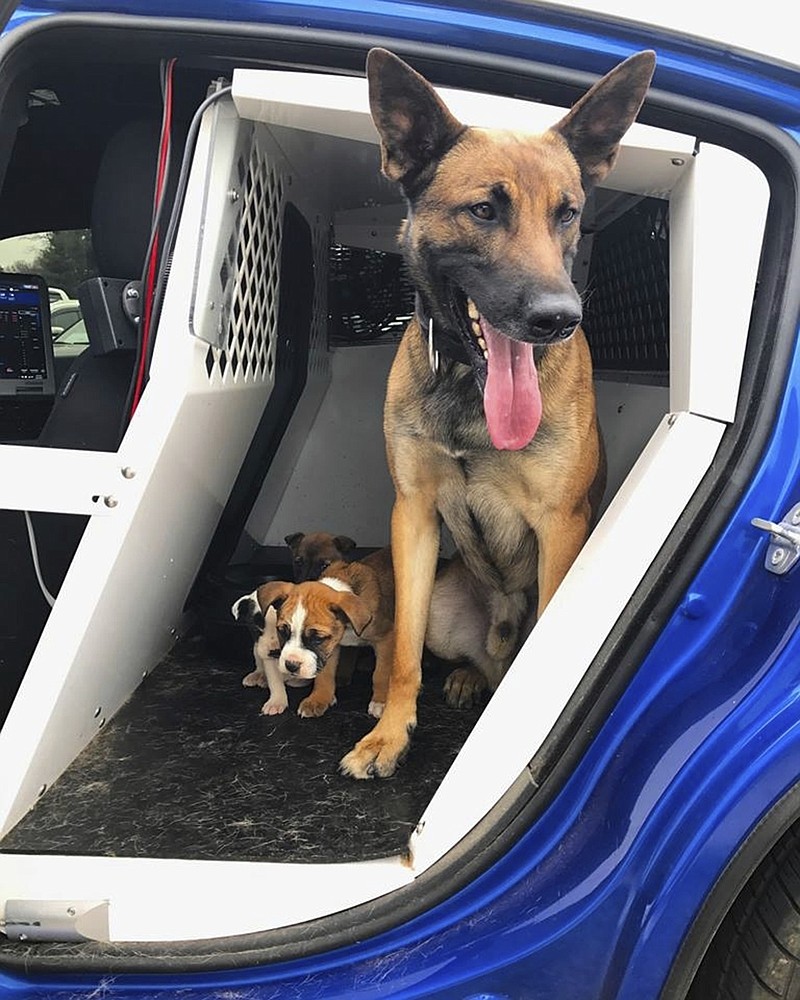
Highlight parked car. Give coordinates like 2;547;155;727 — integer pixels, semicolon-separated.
0;3;797;1000
46;286;69;304
48;297;81;337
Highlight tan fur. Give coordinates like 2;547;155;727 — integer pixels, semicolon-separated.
340;49;655;778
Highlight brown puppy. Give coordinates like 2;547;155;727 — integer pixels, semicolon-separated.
340;48;655;778
256;548;395;719
285;531;356;582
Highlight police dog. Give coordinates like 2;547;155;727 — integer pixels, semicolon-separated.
340;48;656;777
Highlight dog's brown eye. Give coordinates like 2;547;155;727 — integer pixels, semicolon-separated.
469;201;496;221
559;207;578;226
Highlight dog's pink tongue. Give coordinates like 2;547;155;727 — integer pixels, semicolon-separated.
480;316;542;450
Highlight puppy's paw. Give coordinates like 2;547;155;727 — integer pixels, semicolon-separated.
443;666;487;709
243;669;269;689
260;695;288;715
339;720;414;779
367;700;384;719
297;694;337;718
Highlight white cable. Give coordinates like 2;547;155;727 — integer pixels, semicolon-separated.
23;510;56;608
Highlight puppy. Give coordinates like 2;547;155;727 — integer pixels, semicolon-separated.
254;547;395;719
426;555;529;708
284;533;526;707
231;592;305;715
284;531;356;582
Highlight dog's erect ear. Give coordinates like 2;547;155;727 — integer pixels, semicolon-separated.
333;535;357;554
551;50;656;192
366;47;465;188
256;580;294;612
332;592;373;637
284;532;304;553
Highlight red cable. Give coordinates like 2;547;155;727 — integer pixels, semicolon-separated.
131;57;176;416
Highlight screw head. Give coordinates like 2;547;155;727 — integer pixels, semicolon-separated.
791;507;800;525
671;157;685;166
103;495;118;509
121;466;136;480
772;547;786;565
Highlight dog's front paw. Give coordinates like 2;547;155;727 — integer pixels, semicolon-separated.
339;718;414;779
367;700;384;719
297;694;337;718
260;695;288;715
443;666;487;708
242;669;269;688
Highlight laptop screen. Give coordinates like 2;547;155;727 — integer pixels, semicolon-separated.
0;273;55;396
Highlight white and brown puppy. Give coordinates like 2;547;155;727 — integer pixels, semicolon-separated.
254;549;395;719
231;593;306;716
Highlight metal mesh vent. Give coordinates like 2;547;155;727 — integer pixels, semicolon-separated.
309;218;330;375
328;245;414;346
582;197;669;374
204;133;285;384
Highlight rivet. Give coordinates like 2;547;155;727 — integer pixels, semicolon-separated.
791;508;800;525
103;495;118;509
209;301;216;311
37;784;47;797
227;188;239;203
18;933;28;941
98;717;106;728
772;547;786;565
671;157;685;166
121;466;136;479
667;413;678;426
66;907;76;917
94;706;102;718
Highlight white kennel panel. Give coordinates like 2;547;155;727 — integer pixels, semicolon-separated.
0;98;329;835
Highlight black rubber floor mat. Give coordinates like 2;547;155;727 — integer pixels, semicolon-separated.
0;634;484;863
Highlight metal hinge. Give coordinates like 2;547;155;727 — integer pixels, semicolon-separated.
1;899;110;943
751;502;800;575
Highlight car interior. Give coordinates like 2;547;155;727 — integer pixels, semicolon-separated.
0;20;770;955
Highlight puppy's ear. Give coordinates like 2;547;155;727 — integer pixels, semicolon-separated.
231;593;264;630
366;47;465;190
333;535;357;554
550;50;655;191
256;580;294;612
332;592;373;637
284;532;304;553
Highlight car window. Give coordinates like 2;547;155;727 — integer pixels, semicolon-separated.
0;228;96;301
54;318;88;345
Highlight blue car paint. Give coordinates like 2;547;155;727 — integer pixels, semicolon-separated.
0;3;799;998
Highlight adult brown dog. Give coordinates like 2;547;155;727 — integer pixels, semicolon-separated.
340;48;656;778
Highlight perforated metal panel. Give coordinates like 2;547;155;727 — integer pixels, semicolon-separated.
329;245;414;346
204;128;285;385
582;197;670;374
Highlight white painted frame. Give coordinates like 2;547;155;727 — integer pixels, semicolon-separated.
0;68;769;944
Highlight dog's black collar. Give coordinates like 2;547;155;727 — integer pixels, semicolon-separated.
415;294;472;367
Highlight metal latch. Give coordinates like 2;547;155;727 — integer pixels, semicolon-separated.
751;502;800;575
1;899;110;942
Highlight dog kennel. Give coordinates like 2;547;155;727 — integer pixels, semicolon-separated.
0;34;769;950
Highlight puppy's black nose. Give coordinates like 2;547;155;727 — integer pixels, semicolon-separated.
529;293;582;342
284;659;302;675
